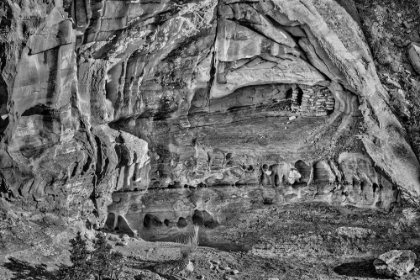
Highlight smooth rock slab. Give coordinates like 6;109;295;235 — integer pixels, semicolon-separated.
408;42;420;74
373;250;417;277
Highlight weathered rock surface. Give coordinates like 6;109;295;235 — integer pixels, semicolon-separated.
0;0;419;239
408;42;420;74
373;250;417;277
336;226;376;240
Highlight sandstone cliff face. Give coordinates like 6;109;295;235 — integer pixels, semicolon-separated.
0;0;419;237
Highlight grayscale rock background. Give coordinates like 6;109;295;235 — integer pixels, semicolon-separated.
2;0;420;279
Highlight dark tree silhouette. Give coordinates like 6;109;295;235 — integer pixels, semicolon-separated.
58;231;92;280
108;251;124;280
89;232;125;280
91;233;115;280
4;232;126;280
3;258;56;280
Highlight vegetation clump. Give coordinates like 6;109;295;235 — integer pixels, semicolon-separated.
58;232;125;280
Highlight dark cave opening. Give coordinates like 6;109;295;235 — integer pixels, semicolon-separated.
295;160;311;183
177;217;187;228
116;215;134;235
192;210;219;229
285;87;293;99
143;213;163;229
104;213;115;229
164;219;170;226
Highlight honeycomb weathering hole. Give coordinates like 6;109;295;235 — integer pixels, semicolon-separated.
177;217;188;228
192;210;219;229
295;160;311;183
143;213;163;229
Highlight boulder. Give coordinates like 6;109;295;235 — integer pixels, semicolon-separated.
186;260;194;273
121;233;130;241
408;42;420;74
373;250;417;277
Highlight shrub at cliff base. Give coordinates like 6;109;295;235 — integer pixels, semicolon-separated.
58;232;125;280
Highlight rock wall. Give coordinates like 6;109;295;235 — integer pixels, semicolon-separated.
0;0;419;229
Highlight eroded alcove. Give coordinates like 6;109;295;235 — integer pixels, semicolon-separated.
192;210;219;229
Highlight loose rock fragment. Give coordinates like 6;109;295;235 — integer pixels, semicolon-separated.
373;250;417;277
108;235;119;242
116;241;128;247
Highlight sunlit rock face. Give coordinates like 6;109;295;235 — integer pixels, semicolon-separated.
0;0;418;234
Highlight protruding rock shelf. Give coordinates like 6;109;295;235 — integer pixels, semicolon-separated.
104;152;399;239
0;0;418;232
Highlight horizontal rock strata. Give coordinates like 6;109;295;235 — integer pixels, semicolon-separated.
0;0;418;234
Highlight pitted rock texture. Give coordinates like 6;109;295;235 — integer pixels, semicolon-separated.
0;0;419;230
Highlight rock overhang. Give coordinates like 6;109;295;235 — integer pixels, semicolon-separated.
0;0;418;232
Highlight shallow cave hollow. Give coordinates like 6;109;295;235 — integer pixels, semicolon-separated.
192;209;219;229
